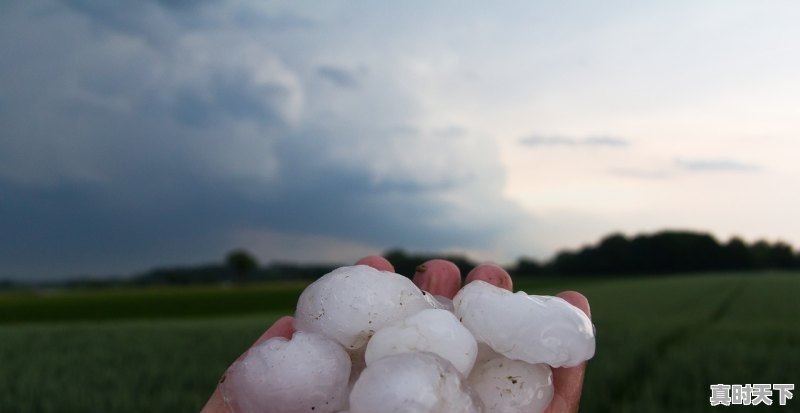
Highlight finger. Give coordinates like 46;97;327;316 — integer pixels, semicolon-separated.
465;264;513;291
544;291;591;413
412;259;462;299
238;316;295;363
201;316;295;413
200;386;228;413
252;315;295;345
355;255;395;272
556;291;591;317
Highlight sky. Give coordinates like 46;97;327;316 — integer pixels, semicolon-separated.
2;0;800;280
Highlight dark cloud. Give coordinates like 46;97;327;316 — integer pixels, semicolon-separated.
233;10;316;31
59;0;185;47
0;179;238;279
261;122;523;248
0;1;527;280
317;65;361;88
170;71;292;128
153;0;211;10
519;134;630;147
675;158;761;173
0;121;521;279
62;0;316;39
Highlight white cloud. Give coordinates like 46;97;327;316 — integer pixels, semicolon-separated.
675;158;761;173
519;134;630;147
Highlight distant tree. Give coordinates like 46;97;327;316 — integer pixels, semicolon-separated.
748;240;772;269
511;257;542;277
591;233;632;274
382;248;477;278
550;230;731;276
552;250;582;275
627;231;722;273
134;264;231;285
721;237;752;270
383;248;414;276
226;249;258;283
767;241;795;269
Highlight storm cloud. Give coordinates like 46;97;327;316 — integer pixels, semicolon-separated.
0;1;529;279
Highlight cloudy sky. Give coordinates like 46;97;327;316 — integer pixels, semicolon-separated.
2;0;800;280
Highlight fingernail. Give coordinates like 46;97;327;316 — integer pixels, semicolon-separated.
413;259;461;298
466;264;513;291
355;256;395;272
412;264;431;291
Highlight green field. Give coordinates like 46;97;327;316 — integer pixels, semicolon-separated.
1;273;798;412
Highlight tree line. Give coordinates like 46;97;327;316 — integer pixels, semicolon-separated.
2;230;798;289
514;230;799;276
214;230;800;282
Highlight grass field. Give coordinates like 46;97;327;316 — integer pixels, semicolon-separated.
1;272;798;412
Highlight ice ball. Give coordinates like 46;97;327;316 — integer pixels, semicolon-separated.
474;342;502;367
295;265;433;349
468;356;553;413
221;331;351;413
365;308;478;376
349;352;483;413
454;280;595;367
423;293;455;312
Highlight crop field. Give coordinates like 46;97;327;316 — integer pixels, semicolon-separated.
1;272;798;412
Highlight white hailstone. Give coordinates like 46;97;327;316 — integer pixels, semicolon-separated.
454;280;595;368
468;356;554;413
346;345;367;391
221;331;351;413
365;308;478;376
423;293;455;312
474;342;502;367
295;265;433;349
349;352;483;413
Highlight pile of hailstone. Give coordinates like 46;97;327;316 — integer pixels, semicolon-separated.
222;265;595;413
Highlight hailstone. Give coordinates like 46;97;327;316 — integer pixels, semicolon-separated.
454;280;595;367
221;331;351;413
365;308;478;376
345;345;367;392
468;356;553;413
474;342;502;367
349;352;483;413
295;265;433;349
223;265;597;413
423;293;455;312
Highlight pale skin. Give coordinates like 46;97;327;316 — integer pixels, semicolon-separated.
201;256;591;413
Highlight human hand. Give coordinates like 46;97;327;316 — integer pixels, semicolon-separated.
201;256;591;413
406;258;591;413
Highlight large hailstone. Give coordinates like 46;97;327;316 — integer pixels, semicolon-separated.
221;332;351;413
474;342;502;367
468;356;553;413
365;308;478;376
349;352;483;413
454;280;595;367
423;294;455;312
295;265;433;349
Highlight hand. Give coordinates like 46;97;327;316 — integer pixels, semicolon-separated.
201;256;591;413
400;258;591;413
